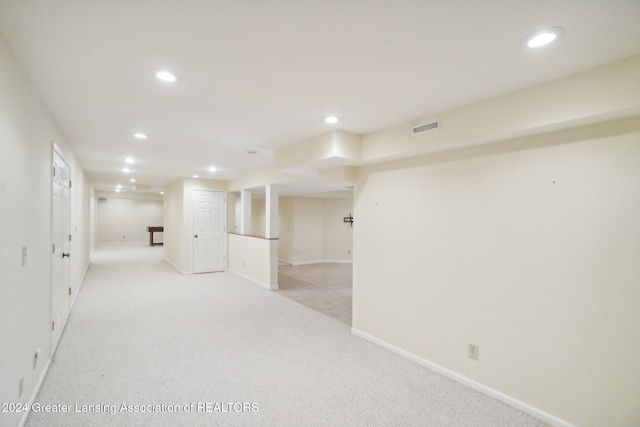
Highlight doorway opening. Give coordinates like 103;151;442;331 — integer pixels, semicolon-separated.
275;195;354;325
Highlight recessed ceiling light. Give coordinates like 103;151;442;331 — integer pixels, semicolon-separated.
160;191;164;195
130;178;136;182
247;150;258;155
117;185;122;189
125;157;136;164
156;70;179;82
115;189;121;193
133;133;147;140
325;116;339;124
122;168;130;173
192;175;199;179
525;27;565;48
208;166;217;173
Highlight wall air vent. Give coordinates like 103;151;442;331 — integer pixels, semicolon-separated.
98;197;107;203
411;120;439;136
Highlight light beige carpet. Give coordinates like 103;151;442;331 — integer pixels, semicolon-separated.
25;244;549;427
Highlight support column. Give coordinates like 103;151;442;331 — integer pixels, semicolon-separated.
240;189;252;235
265;185;279;238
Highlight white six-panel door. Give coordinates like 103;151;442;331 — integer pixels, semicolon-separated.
193;190;225;273
52;149;71;354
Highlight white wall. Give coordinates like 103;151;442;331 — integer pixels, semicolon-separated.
96;192;163;243
228;234;278;290
163;179;186;273
163;179;227;274
278;196;353;264
0;33;92;427
353;119;640;427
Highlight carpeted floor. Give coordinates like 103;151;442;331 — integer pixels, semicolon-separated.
277;263;353;326
25;244;549;426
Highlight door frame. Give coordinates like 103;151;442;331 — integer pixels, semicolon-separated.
192;189;227;273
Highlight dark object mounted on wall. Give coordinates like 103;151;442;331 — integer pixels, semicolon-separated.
343;213;354;227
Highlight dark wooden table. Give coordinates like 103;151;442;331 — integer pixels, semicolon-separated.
147;226;163;246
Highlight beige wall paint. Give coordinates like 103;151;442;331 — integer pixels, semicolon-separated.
0;34;92;427
353;119;640;427
251;198;266;237
360;55;640;164
292;198;324;262
278;198;294;261
163;179;186;272
322;198;353;260
278;197;353;264
228;234;278;289
96;196;163;243
164;179;227;274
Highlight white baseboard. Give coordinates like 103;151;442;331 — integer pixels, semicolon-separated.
19;358;51;427
279;258;353;266
350;328;574;427
228;268;278;290
162;257;190;275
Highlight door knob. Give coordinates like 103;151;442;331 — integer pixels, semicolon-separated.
62;252;70;258
194;235;198;238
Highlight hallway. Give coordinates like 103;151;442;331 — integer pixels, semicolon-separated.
25;245;547;426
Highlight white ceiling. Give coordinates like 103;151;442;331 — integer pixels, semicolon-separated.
1;1;639;195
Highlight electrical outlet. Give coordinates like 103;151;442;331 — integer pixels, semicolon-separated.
468;344;479;360
347;250;351;255
19;377;24;397
122;235;125;239
242;261;246;268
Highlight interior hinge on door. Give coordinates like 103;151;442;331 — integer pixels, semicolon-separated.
69;180;72;188
51;321;55;331
52;166;55;177
69;287;72;296
52;244;56;254
69;234;72;242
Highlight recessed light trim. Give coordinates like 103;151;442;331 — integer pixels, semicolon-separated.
133;133;147;140
156;70;179;82
247;150;258;155
122;168;130;173
208;166;217;173
125;157;136;164
325;116;339;124
192;175;199;179
115;189;121;193
130;178;136;182
525;27;565;48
